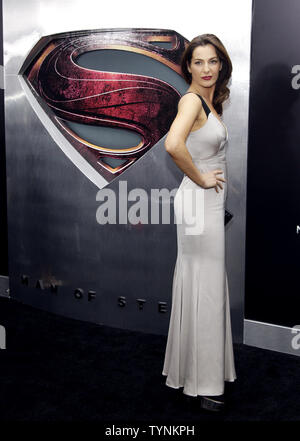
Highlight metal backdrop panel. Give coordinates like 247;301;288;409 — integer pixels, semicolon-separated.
3;0;252;341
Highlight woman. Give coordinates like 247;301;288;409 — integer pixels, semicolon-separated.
162;34;237;412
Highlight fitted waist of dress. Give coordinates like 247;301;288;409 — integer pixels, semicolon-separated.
193;154;226;165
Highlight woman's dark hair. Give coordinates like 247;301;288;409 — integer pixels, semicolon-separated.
181;34;232;115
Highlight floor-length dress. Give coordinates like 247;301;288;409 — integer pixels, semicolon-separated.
162;93;237;397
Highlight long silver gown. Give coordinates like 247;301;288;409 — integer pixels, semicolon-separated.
162;93;237;397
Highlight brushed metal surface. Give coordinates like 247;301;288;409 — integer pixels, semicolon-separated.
244;319;300;357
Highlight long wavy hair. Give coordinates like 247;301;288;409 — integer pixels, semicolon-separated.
181;34;232;115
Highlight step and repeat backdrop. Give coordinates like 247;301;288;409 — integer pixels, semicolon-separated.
3;0;251;340
244;0;300;354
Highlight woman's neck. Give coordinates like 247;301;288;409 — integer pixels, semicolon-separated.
187;83;215;104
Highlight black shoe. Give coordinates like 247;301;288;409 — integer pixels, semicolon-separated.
182;394;197;405
200;395;225;412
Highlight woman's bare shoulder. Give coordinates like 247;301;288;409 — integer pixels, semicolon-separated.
177;92;203;110
165;93;203;147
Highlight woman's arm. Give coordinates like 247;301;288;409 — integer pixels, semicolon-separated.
165;94;226;192
164;93;204;187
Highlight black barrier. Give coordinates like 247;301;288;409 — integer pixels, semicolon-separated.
245;0;300;327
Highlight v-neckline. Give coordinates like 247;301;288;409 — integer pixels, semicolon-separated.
199;95;225;128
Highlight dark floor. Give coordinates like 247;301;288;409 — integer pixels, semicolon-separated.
0;296;300;426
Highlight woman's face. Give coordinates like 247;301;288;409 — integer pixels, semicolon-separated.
187;44;222;87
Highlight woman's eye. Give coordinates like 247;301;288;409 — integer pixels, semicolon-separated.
195;60;217;65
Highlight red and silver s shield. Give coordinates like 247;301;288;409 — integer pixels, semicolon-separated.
19;28;188;188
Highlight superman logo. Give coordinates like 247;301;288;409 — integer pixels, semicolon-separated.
19;28;188;188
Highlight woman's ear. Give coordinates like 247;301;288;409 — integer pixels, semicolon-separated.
187;62;191;74
219;61;223;71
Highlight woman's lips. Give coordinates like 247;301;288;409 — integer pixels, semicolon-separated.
202;76;212;80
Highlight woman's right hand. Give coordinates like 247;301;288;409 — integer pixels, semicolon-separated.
199;169;226;193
